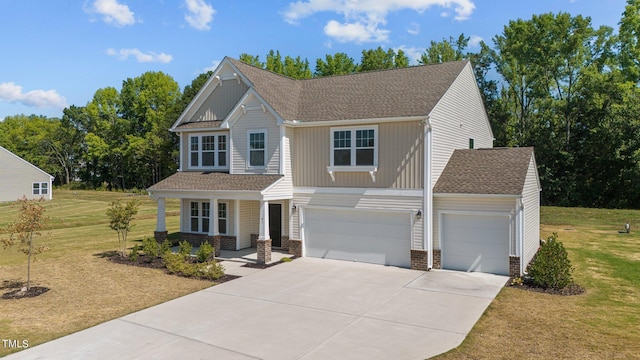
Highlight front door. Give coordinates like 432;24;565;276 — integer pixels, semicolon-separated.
269;203;282;247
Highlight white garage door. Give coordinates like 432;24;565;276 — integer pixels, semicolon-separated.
442;213;510;275
304;208;411;268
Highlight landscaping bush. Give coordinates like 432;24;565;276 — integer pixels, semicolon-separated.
178;240;192;259
195;261;225;280
141;237;159;259
195;242;214;262
129;244;140;262
527;232;574;290
159;239;172;256
163;252;224;280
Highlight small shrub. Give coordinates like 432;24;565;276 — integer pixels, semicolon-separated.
178;240;192;259
527;232;574;290
159;239;172;256
510;276;523;286
280;256;292;262
129;244;140;261
141;237;159;259
164;253;196;276
195;261;225;280
195;242;214;262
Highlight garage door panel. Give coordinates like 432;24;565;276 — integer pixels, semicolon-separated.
442;214;509;275
305;208;411;268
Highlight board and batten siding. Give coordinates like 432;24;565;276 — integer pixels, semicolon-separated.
292;121;424;189
430;62;493;187
433;196;516;251
291;191;423;249
230;103;281;175
522;157;541;268
189;79;248;122
238;200;259;249
0;147;53;202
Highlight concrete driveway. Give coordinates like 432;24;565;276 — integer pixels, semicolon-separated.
6;258;507;360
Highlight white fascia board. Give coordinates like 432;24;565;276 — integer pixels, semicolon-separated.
147;189;264;201
0;146;54;179
282;115;426;127
293;187;423;198
433;192;522;199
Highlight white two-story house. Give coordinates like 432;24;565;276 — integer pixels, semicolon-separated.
148;57;540;276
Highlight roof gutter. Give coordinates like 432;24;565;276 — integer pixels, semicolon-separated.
282;115;427;127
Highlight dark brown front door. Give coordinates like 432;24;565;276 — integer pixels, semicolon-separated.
269;203;282;247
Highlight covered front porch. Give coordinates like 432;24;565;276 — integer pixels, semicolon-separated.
148;172;295;265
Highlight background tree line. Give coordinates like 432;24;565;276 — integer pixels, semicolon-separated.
3;0;640;208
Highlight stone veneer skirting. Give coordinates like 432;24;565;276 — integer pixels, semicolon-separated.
154;231;168;242
509;255;521;277
432;249;441;269
257;239;272;264
288;239;302;257
410;250;428;271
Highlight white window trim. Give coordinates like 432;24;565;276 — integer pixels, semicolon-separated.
218;201;228;235
188;133;229;170
189;201;211;234
247;129;268;169
32;182;48;195
328;125;378;182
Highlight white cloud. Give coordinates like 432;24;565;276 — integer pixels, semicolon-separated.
324;18;390;43
107;48;173;63
184;0;216;31
202;59;222;73
0;82;67;110
283;0;475;44
397;45;424;65
85;0;136;27
468;34;483;48
407;22;420;35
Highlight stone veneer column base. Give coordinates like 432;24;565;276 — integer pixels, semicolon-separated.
154;231;168;243
410;250;428;271
288;239;302;257
250;234;258;248
432;249;441;269
210;235;221;257
257;239;272;265
509;256;521;277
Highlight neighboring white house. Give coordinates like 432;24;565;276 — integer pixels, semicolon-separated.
148;57;541;276
0;146;54;202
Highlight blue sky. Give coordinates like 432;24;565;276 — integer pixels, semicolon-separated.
0;0;629;120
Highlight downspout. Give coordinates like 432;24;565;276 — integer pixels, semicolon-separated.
423;116;433;269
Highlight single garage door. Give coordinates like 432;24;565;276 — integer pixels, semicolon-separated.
441;213;510;275
304;208;411;268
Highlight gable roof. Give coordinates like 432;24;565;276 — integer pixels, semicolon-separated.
148;172;282;192
433;147;536;196
0;145;54;179
182;58;469;125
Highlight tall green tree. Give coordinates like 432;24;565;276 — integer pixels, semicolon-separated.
315;52;357;76
359;47;409;71
419;34;470;64
619;0;640;83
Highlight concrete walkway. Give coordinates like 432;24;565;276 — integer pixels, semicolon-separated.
6;258;508;360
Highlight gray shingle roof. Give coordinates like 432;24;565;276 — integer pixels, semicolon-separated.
228;58;468;122
433;147;535;195
148;172;283;192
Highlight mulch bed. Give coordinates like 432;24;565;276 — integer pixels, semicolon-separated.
96;251;240;284
1;280;50;299
508;279;585;296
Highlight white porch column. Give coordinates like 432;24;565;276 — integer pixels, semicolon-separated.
234;199;240;250
156;197;166;232
258;200;270;240
208;198;219;236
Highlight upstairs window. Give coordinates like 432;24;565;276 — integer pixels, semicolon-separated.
248;130;267;168
189;134;228;169
330;126;378;167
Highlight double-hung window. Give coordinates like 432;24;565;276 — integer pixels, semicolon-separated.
189;134;228;169
32;182;48;195
248;130;267;168
330;126;378;167
189;201;228;234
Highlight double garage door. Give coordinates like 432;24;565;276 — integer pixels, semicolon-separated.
441;213;510;275
304;208;411;268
